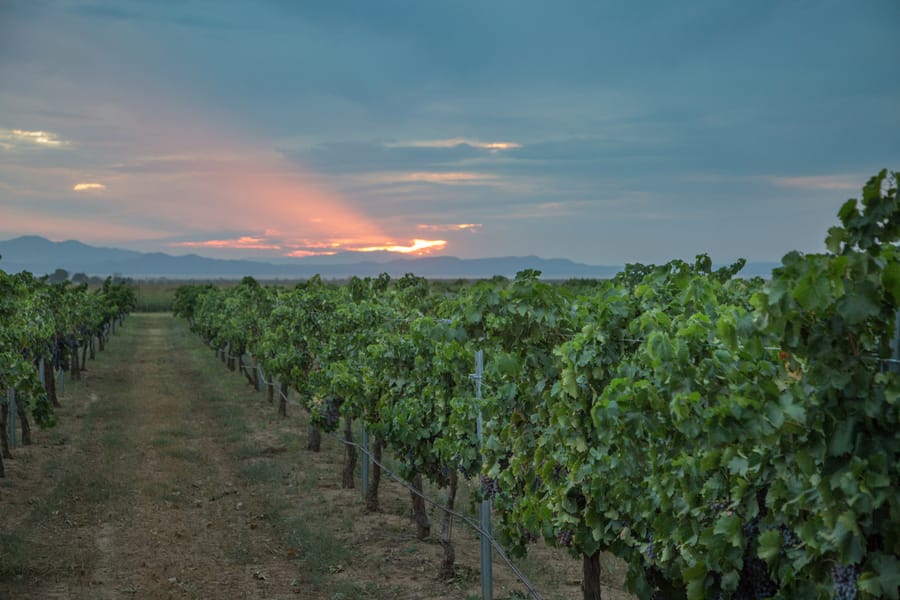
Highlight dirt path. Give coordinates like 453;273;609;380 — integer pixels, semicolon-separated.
0;314;309;598
1;314;634;600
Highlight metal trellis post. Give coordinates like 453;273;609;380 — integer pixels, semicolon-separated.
892;309;900;374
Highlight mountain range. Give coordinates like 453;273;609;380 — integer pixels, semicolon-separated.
0;236;778;280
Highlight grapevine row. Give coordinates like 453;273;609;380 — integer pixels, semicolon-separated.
176;170;898;600
0;264;137;477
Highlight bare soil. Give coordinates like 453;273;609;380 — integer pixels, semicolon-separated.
0;314;633;599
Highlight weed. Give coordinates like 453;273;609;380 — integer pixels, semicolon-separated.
241;460;280;483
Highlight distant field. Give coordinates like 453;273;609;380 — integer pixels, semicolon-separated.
133;282;181;312
131;276;608;312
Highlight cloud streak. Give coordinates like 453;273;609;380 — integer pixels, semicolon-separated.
767;175;860;191
1;128;70;151
389;138;521;151
417;223;482;232
73;182;106;191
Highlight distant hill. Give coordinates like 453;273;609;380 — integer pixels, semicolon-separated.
0;236;634;279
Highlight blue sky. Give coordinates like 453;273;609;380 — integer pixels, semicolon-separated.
1;0;898;264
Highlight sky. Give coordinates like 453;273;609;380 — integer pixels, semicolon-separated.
1;0;898;265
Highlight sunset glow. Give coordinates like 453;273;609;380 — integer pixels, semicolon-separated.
3;0;888;268
172;236;282;250
355;239;447;254
171;234;449;257
73;182;106;191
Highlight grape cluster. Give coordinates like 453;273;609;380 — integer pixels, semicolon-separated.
479;475;500;499
735;515;778;599
452;454;475;478
522;528;539;544
556;529;573;547
552;464;568;483
643;531;657;561
778;524;799;551
831;563;860;600
322;398;340;428
743;516;761;538
736;555;777;599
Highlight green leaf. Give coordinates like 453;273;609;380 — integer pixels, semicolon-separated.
793;275;830;311
863;554;900;600
828;510;865;565
838;288;880;325
826;226;848;254
713;513;743;548
828;418;855;456
727;455;749;477
561;367;578;398
883;261;900;305
757;528;782;563
682;563;707;600
837;198;859;225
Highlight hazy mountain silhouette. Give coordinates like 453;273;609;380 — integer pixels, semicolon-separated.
0;236;778;279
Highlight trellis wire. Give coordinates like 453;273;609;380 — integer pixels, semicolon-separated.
244;362;545;600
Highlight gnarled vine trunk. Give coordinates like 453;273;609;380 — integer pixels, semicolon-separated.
583;551;602;600
341;413;356;488
241;356;256;387
266;380;274;404
306;424;321;451
46;365;60;407
278;383;288;418
251;363;260;390
70;347;80;381
410;472;430;539
16;403;31;446
439;469;459;580
364;438;382;512
0;403;11;459
226;342;235;371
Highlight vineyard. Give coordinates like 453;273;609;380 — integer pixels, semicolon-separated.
0;269;136;477
1;170;898;599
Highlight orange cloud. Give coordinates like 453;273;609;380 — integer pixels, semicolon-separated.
172;236;282;250
2;94;455;258
355;239;447;254
73;182;106;191
170;233;448;257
